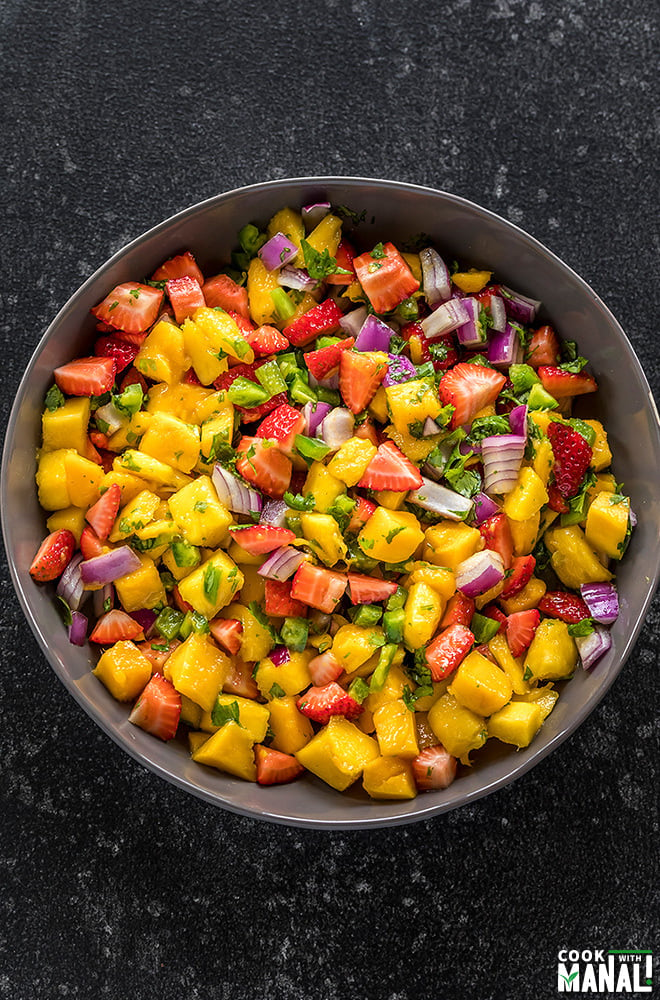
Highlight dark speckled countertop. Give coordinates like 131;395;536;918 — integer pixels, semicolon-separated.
1;1;658;997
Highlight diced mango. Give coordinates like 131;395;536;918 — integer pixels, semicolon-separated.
42;398;90;455
587;473;617;502
384;424;440;463
192;721;256;781
488;631;530;695
514;684;559;721
327;436;377;486
255;649;313;698
200;408;235;463
488;701;543;747
135;318;187;385
109;489;161;542
531;438;554;486
524;619;578;680
177;551;243;618
168;476;232;547
227;539;264;566
585;491;630;560
499;576;547;614
362;756;417;799
300;512;347;566
132;519;178;560
305;212;342;257
584;420;612;472
295;716;379;791
427;693;487;763
413;680;450;712
139;413;201;474
508;512;541;556
180;695;203;730
164;633;229;711
115;553;166;612
545;524;612;588
187;306;254;368
373;490;408;510
100;470;153;505
407;563;457;600
403;581;444;649
237;564;266;605
105;411;152;453
217;602;271;662
373;699;419;759
423;520;481;570
358;507;424;563
332;624;384;674
385;379;443;436
448;650;513;716
46;505;86;543
302;461;346;513
268;696;314;754
368;386;389;423
267;206;305;257
363;661;408;716
146;382;218;425
211;695;269;743
188;731;209;754
451;269;492;293
502;467;548;521
114;450;191;491
93;640;152;702
247;257;279;326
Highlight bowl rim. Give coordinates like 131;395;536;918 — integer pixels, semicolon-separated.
3;175;660;829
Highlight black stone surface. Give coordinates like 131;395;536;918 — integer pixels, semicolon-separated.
1;1;658;997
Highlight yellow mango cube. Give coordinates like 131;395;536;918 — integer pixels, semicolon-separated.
332;624;384;674
327;436;377;486
254;649;313;698
499;576;547;615
385;379;443;436
302;461;346;512
402;252;422;282
384;424;440;463
165;633;229;711
146;382;216;425
502;467;548;521
451;269;492;292
184;307;253;377
524;619;578;680
488;631;530;695
584;420;612;472
509;512;540;556
93;640;152;702
412;680;449;712
363;756;417;799
115;553;166;612
135;318;187;384
545;524;612;588
100;470;153;505
211;695;269;743
295;716;379;791
531;438;554;485
192;721;256;781
268;696;314;754
449;651;513;716
177;551;243;618
407;563;456;600
373;699;419;759
587;473;617;502
267;206;305;256
188;731;209;754
106;411;151;453
363;661;408;716
358;507;424;563
217;602;271;661
168;476;232;547
300;512;347;566
585;491;630;560
514;684;558;721
42;397;90;454
373;490;408;510
247;257;279;326
305;213;342;257
109;489;161;542
180;695;203;730
46;506;86;543
140;412;201;474
132;519;178;560
423;520;481;570
428;693;487;763
368;385;389;423
403;581;444;648
227;539;264;566
114;450;190;490
488;701;543;747
200;408;235;463
236;564;266;605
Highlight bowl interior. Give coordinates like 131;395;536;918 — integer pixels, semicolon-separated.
4;177;659;828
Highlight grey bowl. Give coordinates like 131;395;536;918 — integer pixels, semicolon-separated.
3;177;659;829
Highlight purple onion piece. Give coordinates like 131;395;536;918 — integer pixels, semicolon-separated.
278;266;316;291
487;324;524;367
420;298;470;340
420;247;451;306
455;550;505;598
629;509;637;528
354;314;392;352
258;546;306;581
258;232;298;271
481;434;526;494
269;644;292;666
499;284;541;324
472;492;501;524
93;582;114;619
302;400;332;437
80;546;142;587
489;294;507;332
575;626;612;670
319;408;355;451
408;478;473;521
302;202;331;229
308;370;339;390
68;611;88;646
382;353;418;387
423;417;441;436
130;608;158;637
339;306;368;338
213;465;263;516
455;298;487;349
508;404;528;438
57;552;86;611
260;500;289;529
580;583;620;625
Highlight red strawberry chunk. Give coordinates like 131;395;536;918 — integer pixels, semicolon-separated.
538;365;597;398
290;562;347;614
526;325;560;367
237;391;289;423
425;624;475;681
247;325;290;355
80;525;104;560
284;299;344;347
90;609;143;644
214;362;261;392
547;421;593;498
128;674;181;741
358;440;423;491
264;579;307;618
94;336;138;372
151;251;204;285
347;496;377;534
230;525;296;555
85;483;121;541
325;239;357;286
478;512;514;570
438;362;507;429
235;437;292;498
29;529;76;582
353;242;420;314
91;282;164;334
538;591;590;624
500;555;536;598
255;744;305;785
547;483;569;513
222;657;260;700
297;682;362;724
54;356;116;397
256;403;306;452
202;273;250;318
481;604;508;628
209;617;244;655
137;639;180;673
339;349;388;414
440;593;475;628
412;745;457;791
505;609;540;658
307;651;343;686
305;338;354;380
183;367;203;385
347;573;398;604
166;276;205;325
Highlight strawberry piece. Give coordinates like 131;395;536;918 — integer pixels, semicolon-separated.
353;242;420;313
96;321;115;333
326;239;357;286
166;276;205;325
94;335;138;372
96;448;116;475
481;604;508;628
526;325;560;367
235;436;292;498
128;673;181;741
118;367;149;394
538;591;590;624
226;310;255;336
151;250;204;285
113;329;150;347
80;525;104;560
284;299;344;347
255;744;305;785
90;609;143;643
85;440;104;466
475;643;499;663
500;555;536;598
222;657;260;700
89;430;109;450
440;593;475;628
183;367;202;385
29;529;75;582
358;440;423;491
347;573;398;604
290;562;347;614
213;362;261;392
438;362;507;429
231;525;296;555
256;403;306;452
547;482;569;513
237;391;289;424
547;421;593;498
137;639;180;673
402;323;459;372
91;282;164;334
297;682;362;724
478;513;514;570
247;324;290;355
347;496;376;534
307;651;343;687
505;609;540;658
54;356;115;397
85;483;121;541
354;416;380;448
538;365;597;399
304;338;354;380
209;617;244;655
412;745;457;791
425;624;475;681
172;586;193;613
264;578;307;618
339;349;388;414
202;273;250;318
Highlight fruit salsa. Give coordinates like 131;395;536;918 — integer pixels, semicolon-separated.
30;201;633;799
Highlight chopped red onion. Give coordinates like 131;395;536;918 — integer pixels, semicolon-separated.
302;400;332;437
80;546;142;586
68;611;88;646
487;324;524;367
508;404;528;438
420;298;469;340
93;582;115;618
319;408;355;451
258;232;298;271
455;298;486;349
629;509;637;528
308;370;340;390
278;266;316;291
420;247;451;306
481;434;526;494
472;492;501;524
130;608;158;637
258;546;306;581
260;499;289;528
580;583;619;625
269;644;292;666
455;549;505;598
355;314;392;352
213;464;263;516
408;478;473;521
339;306;368;338
382;354;418;387
489;294;507;332
498;284;541;325
57;552;86;611
575;626;612;670
302;202;331;229
423;417;441;436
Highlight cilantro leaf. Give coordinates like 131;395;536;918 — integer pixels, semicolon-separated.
568;619;595;637
559;356;590;373
44;385;65;412
468;415;511;444
211;699;242;728
370;242;386;260
283;491;315;511
508;364;541;397
300;238;349;283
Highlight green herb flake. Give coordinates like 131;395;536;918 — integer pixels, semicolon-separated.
193;501;208;513
568;619;595;637
370;242;387;260
300;238;349;283
44;385;65;412
211;699;242;728
203;564;220;604
269;682;286;699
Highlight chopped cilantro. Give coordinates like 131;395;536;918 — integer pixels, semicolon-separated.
283;491;315;511
269;682;286;699
55;596;72;626
402;685;417;712
334;204;367;225
211;699;242;728
300;238;349;283
568;619;595;637
248;600;279;643
468;415;511;444
370;242;386;260
44;385;65;411
609;494;627;505
193;501;208;513
385;526;406;544
203;564;220;604
523;666;533;681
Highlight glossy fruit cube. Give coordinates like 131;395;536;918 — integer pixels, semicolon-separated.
177;552;243;619
168;475;232;547
164;633;229;711
362;756;417;800
93;640;152;702
373;699;419;759
115;552;166;612
295;716;379;791
448;650;513;717
422;520;481;571
488;701;543;747
192;721;256;781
